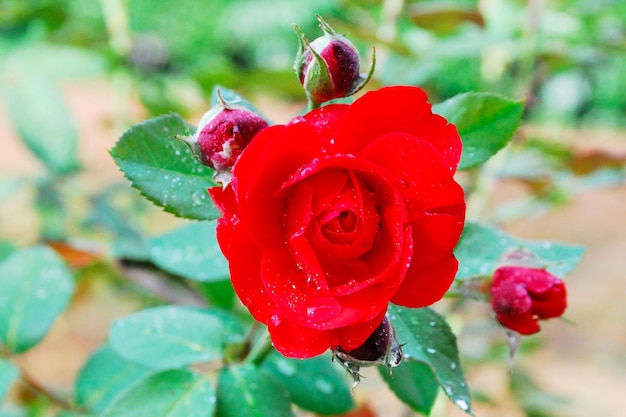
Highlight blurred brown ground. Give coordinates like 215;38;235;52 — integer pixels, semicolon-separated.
1;80;625;416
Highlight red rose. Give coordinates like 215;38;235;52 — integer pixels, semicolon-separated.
490;266;567;335
210;86;466;358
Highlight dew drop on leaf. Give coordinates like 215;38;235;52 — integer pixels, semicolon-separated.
315;379;333;394
35;288;49;299
191;190;206;206
455;399;469;411
275;358;296;377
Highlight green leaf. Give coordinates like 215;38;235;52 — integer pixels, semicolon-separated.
2;75;79;174
261;351;354;415
75;344;155;414
101;369;215;417
195;280;236;310
454;221;585;280
510;368;569;417
56;410;96;417
109;306;224;369
200;308;247;345
217;364;294;417
148;221;229;282
56;412;95;417
211;85;269;121
0;358;18;402
433;92;524;170
0;246;75;353
110;114;221;221
0;241;15;263
379;361;439;416
388;305;473;415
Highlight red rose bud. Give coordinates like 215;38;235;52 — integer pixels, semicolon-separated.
490;266;567;335
183;92;268;186
294;16;375;105
333;315;402;388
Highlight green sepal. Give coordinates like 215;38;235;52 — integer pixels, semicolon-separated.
347;46;376;97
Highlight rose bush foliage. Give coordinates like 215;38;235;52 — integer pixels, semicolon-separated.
210;86;466;358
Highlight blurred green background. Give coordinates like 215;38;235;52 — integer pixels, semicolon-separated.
1;1;625;417
2;0;625;125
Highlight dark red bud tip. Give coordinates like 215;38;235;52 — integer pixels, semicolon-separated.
198;109;267;170
190;106;268;186
305;36;360;102
332;315;402;388
294;16;373;105
490;266;567;335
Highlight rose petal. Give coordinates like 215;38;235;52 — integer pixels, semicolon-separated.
214;215;236;260
361;132;465;269
307;168;350;212
522;268;563;293
333;86;461;172
260;244;401;331
268;319;331;358
324;221;411;296
232;124;285;201
531;289;567;318
329;309;387;351
496;313;540;335
226;222;275;323
491;277;532;315
234;123;323;247
261;248;342;328
391;255;459;308
208;186;238;216
360;132;465;220
300;103;348;151
282;181;329;292
410;209;465;268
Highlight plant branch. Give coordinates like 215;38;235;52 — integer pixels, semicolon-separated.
242;323;273;366
18;367;74;410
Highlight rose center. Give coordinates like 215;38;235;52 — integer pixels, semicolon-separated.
310;171;380;259
320;210;357;239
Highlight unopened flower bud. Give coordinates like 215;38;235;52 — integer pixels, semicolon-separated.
490;266;567;335
294;16;375;105
183;92;268;186
332;315;402;388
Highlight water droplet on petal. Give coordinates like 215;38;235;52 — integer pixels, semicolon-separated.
305;297;341;322
270;314;282;326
